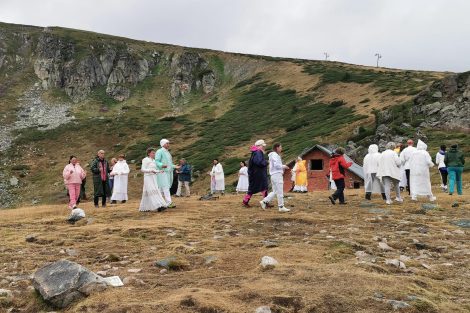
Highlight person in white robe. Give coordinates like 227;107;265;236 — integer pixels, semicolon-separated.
209;159;225;194
363;144;386;200
110;155;130;203
236;161;249;193
400;139;417;194
409;140;436;201
377;142;403;205
139;148;168;212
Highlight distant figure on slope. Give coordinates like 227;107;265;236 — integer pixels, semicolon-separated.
260;143;290;212
110;155;130;204
328;147;352;205
435;145;448;192
363;144;386;200
155;139;179;208
176;158;191;197
409;140;436;201
293;157;308;193
445;144;465;196
63;155;86;209
90;150;111;208
243;140;269;207
236;161;249;193
209;159;225;194
139;148;167;212
377;142;403;205
400;139;417;195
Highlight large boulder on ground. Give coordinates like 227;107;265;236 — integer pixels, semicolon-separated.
32;259;107;309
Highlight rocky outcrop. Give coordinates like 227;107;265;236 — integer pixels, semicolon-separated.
413;72;470;130
33;31;161;102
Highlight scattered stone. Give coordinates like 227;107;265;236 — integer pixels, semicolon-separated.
385;259;406;269
414;242;428;250
66;248;78;257
355;251;376;263
32;259;108;309
9;177;18;186
204;255;218;265
406;295;418;301
155;256;189;271
127;268;141;273
25;234;37;243
319;230;327;234
326;235;336;239
96;271;107;276
359;201;375;208
368;208;390;214
255;306;272;313
67;208;85;224
399;255;411;262
260;256;278;269
417;227;428;234
122;276;145;286
452;220;470;228
432;91;442;98
261;240;279;248
421;263;432;270
421;203;438;211
159;269;168;274
0;288;13;303
378;242;393;251
373;292;385;299
388;300;410;310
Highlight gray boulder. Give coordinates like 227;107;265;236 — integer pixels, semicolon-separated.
32;259;107;309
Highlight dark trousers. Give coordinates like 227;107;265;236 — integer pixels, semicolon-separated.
332;178;345;203
439;168;448;186
94;181;108;207
405;169;411;194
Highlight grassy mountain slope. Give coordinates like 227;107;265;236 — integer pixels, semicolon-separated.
0;22;464;207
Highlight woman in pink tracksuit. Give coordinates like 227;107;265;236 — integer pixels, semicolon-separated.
63;156;86;209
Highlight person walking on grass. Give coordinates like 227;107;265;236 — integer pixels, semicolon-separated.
209;159;225;195
110;154;130;204
243;140;269;207
400;139;416;195
156;139;179;208
377;142;403;205
176;158;191;197
63;155;86;209
435;145;448;192
260;143;290;212
328;147;352;205
236;161;249;193
445;144;465;196
409;140;436;202
293;157;308;193
363;144;386;201
90;150;111;208
139;148;167;212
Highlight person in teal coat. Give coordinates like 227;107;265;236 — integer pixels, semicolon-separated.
155;139;179;207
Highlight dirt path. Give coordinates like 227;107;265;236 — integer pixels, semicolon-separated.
0;190;469;312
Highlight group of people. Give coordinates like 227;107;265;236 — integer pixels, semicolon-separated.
362;139;465;205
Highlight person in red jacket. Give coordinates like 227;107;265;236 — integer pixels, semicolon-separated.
328;147;353;205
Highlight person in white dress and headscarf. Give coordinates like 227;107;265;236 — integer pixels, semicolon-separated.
363;144;386;200
236;161;249;193
209;159;225;194
110;154;130;204
139;148;167;212
409;140;436;201
377;142;403;205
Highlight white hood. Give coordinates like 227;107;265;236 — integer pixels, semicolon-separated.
368;144;379;154
417;140;427;151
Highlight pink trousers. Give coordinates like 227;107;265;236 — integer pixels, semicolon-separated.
67;183;81;208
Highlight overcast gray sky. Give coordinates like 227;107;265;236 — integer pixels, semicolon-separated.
1;0;469;72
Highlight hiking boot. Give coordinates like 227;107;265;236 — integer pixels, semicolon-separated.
328;196;336;205
278;206;290;213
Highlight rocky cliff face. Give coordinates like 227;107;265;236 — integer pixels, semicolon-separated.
413;72;470;130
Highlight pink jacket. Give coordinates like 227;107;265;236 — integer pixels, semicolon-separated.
63;163;86;185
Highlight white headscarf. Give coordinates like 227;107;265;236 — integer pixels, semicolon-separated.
160;139;169;147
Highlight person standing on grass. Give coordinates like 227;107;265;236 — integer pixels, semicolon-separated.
236;161;249;193
328;147;352;205
176;158;191;197
243;140;269;207
260;143;290;212
90;150;111;208
63;155;86;209
435;145;448;192
155;139;179;208
363;144;386;200
377;142;403;205
400;139;417;195
209;159;225;195
409;140;436;201
139;148;167;212
293;157;308;193
110;155;130;204
445;144;465;196
108;158;117;199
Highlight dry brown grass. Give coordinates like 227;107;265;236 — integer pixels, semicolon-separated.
0;188;469;313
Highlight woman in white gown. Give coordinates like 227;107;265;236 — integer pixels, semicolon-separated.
209;159;225;194
409;140;436;201
110;155;130;203
236;161;249;193
139;148;168;212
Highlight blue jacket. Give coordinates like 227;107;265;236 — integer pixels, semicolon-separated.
178;164;192;182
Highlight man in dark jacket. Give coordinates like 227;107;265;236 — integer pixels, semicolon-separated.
243;140;269;207
328;147;353;205
176;158;191;197
90;150;111;208
444;144;465;195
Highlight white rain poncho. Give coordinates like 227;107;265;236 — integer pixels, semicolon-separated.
409;140;434;197
363;144;385;193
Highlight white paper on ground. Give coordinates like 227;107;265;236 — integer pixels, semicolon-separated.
102;276;123;287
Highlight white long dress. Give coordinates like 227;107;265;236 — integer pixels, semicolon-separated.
236;166;249;192
363;144;385;194
409;140;435;198
139;157;167;211
110;160;130;201
210;163;225;192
